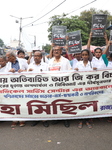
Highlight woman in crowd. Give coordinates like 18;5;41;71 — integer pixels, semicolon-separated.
74;49;97;128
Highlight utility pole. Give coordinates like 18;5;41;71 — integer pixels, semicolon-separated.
29;35;36;47
34;35;36;47
18;17;22;47
10;15;33;47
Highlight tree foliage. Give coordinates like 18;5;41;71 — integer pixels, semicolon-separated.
0;38;4;47
48;14;89;45
42;44;51;53
47;8;112;46
79;8;112;46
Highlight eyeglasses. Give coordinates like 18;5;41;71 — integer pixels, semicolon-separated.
33;55;41;57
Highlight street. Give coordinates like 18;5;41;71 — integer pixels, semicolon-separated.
0;118;112;150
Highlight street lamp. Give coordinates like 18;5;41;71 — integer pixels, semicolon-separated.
10;15;33;47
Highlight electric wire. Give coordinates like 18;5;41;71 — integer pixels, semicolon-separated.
22;0;66;28
67;0;97;15
25;0;97;27
34;0;53;18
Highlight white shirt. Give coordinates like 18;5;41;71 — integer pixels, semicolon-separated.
27;62;48;72
75;61;96;71
107;61;112;68
5;58;28;72
0;66;7;72
48;56;72;71
72;58;80;69
91;56;106;69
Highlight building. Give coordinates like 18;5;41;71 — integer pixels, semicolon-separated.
10;39;19;48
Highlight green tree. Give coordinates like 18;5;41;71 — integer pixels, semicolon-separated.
48;14;89;45
42;44;51;53
0;38;4;47
47;8;112;46
79;8;112;46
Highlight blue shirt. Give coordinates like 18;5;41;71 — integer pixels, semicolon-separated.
11;59;20;71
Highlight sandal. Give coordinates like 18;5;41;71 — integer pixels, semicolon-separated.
78;122;83;129
11;122;18;128
86;122;92;129
19;122;25;127
107;118;112;123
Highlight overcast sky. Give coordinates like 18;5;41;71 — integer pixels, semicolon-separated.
0;0;112;51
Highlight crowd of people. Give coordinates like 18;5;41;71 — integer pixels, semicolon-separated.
0;32;112;128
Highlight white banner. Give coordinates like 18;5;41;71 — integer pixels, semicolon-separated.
0;69;112;120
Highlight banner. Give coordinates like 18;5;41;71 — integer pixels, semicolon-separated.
52;26;67;46
67;31;82;54
0;70;112;121
92;14;107;37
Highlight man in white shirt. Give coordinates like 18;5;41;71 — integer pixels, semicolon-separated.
48;45;72;71
28;50;48;127
5;51;28;73
27;50;48;72
27;47;49;64
5;51;28;127
48;45;71;127
0;55;7;72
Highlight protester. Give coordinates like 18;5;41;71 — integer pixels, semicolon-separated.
74;49;97;71
46;43;55;59
17;50;25;59
6;51;28;73
27;47;49;64
74;49;96;129
27;50;48;72
106;41;112;68
0;55;7;72
107;53;112;68
62;45;73;66
48;45;72;127
28;50;49;127
87;32;109;69
72;52;82;69
5;51;28;127
48;45;72;71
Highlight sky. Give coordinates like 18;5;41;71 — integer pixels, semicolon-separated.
0;0;112;51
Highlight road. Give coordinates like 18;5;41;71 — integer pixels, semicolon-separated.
0;118;112;150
